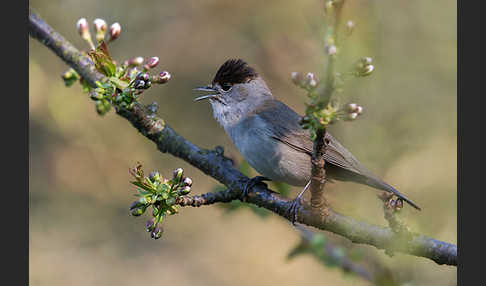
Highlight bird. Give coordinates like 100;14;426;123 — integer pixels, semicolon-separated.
194;59;420;214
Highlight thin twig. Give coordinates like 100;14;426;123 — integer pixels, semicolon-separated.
309;0;345;210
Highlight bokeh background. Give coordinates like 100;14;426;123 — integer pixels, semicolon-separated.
29;0;457;285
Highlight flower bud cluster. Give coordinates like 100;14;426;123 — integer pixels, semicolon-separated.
343;103;363;121
354;57;374;77
120;58;171;97
76;17;122;49
291;72;319;90
300;102;339;140
378;192;403;213
128;164;194;240
67;17;171;117
61;69;80;87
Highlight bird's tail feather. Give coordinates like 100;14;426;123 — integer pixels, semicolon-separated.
365;177;421;210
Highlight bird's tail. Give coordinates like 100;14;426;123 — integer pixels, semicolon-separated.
364;177;421;210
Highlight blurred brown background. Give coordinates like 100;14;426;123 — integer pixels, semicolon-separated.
29;0;456;285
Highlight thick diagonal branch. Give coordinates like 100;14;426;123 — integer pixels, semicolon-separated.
28;9;457;266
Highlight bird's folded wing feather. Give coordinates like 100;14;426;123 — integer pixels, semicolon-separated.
256;99;374;178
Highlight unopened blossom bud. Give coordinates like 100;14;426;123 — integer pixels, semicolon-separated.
145;219;156;232
61;69;79;87
151;227;163;239
130;207;144;216
306;72;318;88
324;1;334;15
77;18;95;49
136;72;150;81
93;18;107;43
76;18;88;36
158;71;172;84
355;105;363;114
129;201;140;210
361;57;372;65
395;199;403;211
173;168;184;182
179;186;191;195
134;80;145;89
109;22;121;42
148;171;161;183
345;20;354;35
130;57;144;67
299;116;310;125
291;71;305;86
360;64;374;76
139;196;149;204
183;177;193;187
346;112;358;121
89;90;103;101
144;81;152;89
145;57;159;69
326;44;337;55
355;57;374;77
347;103;358;112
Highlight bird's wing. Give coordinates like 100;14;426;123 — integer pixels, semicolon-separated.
256;99;372;177
255;99;421;210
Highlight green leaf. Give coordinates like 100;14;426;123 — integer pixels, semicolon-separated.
136;188;151;196
156;183;169;193
131;181;154;193
88;41;116;77
109;77;129;90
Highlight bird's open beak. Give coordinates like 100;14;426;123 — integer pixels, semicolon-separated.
193;85;219;102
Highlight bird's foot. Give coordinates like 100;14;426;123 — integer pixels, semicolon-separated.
288;180;311;224
241;176;271;202
288;197;303;225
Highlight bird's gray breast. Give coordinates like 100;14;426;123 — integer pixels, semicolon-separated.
226;115;311;186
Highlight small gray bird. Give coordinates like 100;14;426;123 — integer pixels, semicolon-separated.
195;59;420;211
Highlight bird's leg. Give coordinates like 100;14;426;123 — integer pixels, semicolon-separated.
241;176;271;202
288;180;311;224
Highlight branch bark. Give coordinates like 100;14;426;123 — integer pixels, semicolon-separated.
309;0;345;210
28;9;457;266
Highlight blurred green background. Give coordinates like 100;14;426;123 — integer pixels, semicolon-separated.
29;0;456;285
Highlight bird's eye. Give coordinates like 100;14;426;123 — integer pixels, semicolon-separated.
221;83;232;91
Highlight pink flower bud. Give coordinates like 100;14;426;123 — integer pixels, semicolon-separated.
326;44;337;55
155;71;171;84
76;18;88;35
345;20;354;35
146;57;159;69
347;112;358;121
305;72;318;88
109;22;121;41
93;18;107;32
76;18;95;49
347;103;358;112
291;72;304;86
93;18;107;43
127;57;144;67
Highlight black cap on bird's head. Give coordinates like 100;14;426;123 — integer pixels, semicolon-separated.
194;59;260;102
212;59;258;88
